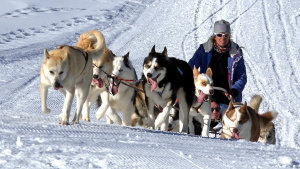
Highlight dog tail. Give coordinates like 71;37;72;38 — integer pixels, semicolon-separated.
249;94;262;113
88;30;107;60
259;111;278;128
76;31;97;50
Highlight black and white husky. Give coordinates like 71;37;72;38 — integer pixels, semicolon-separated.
142;45;195;133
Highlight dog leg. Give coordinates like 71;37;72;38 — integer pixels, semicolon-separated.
188;115;196;135
60;89;75;125
146;99;155;130
96;92;110;120
160;115;169;131
72;84;90;124
177;89;189;133
122;105;134;126
106;107;122;125
201;114;211;137
40;84;51;114
155;101;172;130
81;88;98;122
105;115;113;124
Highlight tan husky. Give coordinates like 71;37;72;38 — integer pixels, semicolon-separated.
76;30;115;122
40;45;93;125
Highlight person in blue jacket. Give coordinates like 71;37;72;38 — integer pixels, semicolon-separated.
188;20;247;114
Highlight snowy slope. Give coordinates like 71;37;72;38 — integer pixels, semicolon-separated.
0;0;300;168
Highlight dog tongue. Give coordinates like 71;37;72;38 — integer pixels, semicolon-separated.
231;132;240;139
112;86;118;95
149;78;157;92
197;90;206;103
156;104;163;112
92;78;104;88
54;86;63;90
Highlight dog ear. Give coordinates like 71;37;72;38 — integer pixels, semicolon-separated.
123;52;130;61
162;46;168;58
43;48;50;62
206;67;213;78
150;45;156;54
193;66;199;79
227;100;234;111
240;101;247;112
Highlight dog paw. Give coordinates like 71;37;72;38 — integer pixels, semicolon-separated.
155;121;162;128
59;121;69;125
42;108;51;114
71;120;80;124
81;117;90;122
96;114;101;120
147;126;154;130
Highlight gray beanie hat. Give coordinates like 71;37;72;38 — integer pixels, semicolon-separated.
214;20;231;34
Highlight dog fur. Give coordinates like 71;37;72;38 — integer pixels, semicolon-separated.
76;30;106;61
40;45;93;125
76;30;115;122
130;80;161;127
221;95;278;142
258;121;276;144
189;67;214;136
102;53;138;126
142;45;195;133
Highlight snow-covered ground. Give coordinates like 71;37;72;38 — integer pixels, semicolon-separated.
1;0;300;168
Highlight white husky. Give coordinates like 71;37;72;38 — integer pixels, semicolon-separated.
189;67;214;136
100;53;137;126
40;45;93;125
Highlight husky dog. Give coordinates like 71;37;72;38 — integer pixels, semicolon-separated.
40;45;93;125
142;45;195;133
82;48;114;121
222;95;278;142
76;30;114;122
102;53;137;126
189;67;214;136
258;122;276;144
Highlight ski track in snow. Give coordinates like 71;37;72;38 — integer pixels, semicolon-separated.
1;0;300;168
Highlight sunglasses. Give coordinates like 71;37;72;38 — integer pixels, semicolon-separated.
214;33;230;38
211;107;221;112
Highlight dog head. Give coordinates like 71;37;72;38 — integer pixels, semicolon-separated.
193;66;214;103
110;52;136;95
92;48;114;88
42;48;69;90
143;45;167;92
222;101;250;139
258;122;276;144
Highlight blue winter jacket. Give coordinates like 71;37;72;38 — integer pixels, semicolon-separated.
188;36;247;102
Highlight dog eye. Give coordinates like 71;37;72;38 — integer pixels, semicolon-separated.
154;66;160;70
49;71;54;74
59;71;63;75
267;135;272;139
202;82;207;85
145;65;150;69
119;69;123;72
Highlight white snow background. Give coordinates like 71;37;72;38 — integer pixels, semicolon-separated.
0;0;300;168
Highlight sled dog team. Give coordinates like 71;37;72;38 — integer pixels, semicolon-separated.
40;30;277;144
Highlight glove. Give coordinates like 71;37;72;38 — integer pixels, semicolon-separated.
226;88;238;100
